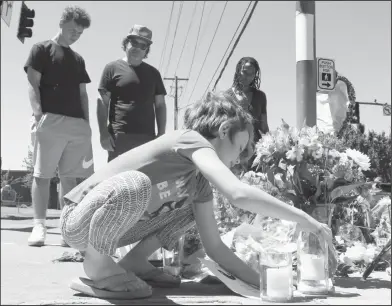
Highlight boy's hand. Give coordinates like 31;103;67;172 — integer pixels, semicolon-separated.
34;113;43;123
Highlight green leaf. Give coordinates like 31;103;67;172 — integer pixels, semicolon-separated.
330;182;370;202
283;191;302;209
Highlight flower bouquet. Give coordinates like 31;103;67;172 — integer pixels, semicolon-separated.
252;120;372;225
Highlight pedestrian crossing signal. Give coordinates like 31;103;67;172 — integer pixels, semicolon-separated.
17;1;35;43
322;73;331;82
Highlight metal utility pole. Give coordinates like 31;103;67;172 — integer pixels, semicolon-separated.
296;1;317;128
164;76;189;130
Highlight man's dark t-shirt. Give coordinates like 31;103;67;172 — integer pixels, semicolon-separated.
99;60;167;137
24;40;91;119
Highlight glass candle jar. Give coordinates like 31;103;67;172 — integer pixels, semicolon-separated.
259;249;293;303
162;235;184;277
297;231;329;296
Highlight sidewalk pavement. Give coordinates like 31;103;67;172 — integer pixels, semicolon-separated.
1;217;391;305
1;206;61;220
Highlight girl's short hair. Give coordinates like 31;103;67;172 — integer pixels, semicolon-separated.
60;6;91;29
121;37;150;59
183;91;255;162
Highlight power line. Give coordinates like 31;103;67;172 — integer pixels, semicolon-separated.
180;1;206;101
159;1;175;73
196;2;215;50
185;1;229;108
173;1;198;76
212;1;259;91
179;2;214;101
203;1;252;98
163;1;184;78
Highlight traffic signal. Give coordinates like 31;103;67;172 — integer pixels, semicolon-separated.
17;1;35;43
353;102;360;123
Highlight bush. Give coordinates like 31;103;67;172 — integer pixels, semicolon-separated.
338;123;391;182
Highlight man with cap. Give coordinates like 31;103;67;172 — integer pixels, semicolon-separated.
97;25;167;162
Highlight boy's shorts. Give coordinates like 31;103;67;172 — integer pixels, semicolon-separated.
30;113;94;179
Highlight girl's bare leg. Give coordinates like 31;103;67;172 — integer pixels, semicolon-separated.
118;234;161;274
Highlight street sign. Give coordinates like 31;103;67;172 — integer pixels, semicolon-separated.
1;1;14;26
383;104;391;116
317;57;336;92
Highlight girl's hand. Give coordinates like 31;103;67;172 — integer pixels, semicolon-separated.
299;216;334;252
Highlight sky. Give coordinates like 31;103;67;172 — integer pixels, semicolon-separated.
1;1;391;171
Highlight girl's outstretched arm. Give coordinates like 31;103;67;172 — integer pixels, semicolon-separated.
191;147;333;252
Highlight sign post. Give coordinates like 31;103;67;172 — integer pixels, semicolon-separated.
1;0;13;26
317;58;336;92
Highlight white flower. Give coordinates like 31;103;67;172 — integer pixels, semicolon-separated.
311;143;324;159
274;173;285;189
328;149;340;159
287;165;295;176
286;145;304;162
345;149;371;171
339;153;348;164
299;137;310;147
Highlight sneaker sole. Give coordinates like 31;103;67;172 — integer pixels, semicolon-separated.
28;241;45;247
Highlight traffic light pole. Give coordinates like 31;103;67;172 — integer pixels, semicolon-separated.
164;76;189;130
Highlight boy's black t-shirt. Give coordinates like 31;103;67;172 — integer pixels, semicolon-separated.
24;40;91;119
99;59;167;137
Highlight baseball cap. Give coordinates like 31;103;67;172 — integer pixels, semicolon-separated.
127;25;153;45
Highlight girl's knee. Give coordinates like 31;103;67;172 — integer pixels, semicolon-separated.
117;171;152;207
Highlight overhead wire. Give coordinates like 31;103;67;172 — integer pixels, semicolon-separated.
212;1;259;91
202;1;252;98
183;1;229;109
173;1;198;77
163;1;184;78
178;0;258;111
179;2;214;101
159;1;175;73
195;2;215;52
179;1;206;102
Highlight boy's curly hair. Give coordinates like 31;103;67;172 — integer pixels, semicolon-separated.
60;6;91;28
121;37;150;59
183;91;255;163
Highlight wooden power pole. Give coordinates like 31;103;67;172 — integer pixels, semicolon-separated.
164;76;189;130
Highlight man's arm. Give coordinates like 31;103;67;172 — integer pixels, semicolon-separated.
27;67;43;121
97;89;111;135
154;94;166;136
80;83;89;122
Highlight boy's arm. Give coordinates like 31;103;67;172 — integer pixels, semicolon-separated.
192;199;259;287
27;67;43;121
80;83;89;122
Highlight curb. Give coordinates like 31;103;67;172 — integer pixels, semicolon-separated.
1;215;60;221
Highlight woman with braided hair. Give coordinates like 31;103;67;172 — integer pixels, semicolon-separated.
224;57;269;143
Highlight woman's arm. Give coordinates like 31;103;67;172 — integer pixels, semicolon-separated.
192;148;333;250
258;90;269;134
193;199;260;287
